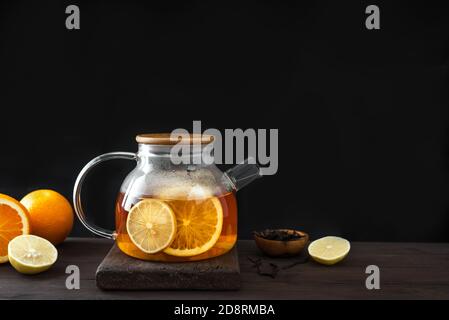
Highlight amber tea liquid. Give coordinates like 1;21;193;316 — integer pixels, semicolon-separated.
115;191;237;262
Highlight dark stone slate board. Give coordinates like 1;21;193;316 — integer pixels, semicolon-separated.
96;244;241;290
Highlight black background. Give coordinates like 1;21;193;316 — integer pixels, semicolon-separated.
0;1;448;241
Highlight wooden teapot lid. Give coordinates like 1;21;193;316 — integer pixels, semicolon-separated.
136;133;214;145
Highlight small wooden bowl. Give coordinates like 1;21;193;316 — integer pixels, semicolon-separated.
254;229;309;257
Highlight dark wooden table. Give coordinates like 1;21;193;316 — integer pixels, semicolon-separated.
0;238;448;299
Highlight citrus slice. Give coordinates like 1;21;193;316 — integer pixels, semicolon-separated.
8;235;57;274
164;197;223;257
308;236;350;265
0;194;31;264
126;199;177;254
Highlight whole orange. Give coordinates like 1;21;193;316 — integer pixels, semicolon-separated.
20;190;73;245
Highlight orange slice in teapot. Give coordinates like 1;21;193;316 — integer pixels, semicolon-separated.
163;197;223;257
126;199;177;254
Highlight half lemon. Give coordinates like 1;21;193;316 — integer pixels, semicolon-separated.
8;235;58;274
308;236;350;265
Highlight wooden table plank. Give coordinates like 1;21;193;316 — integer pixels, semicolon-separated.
0;238;448;299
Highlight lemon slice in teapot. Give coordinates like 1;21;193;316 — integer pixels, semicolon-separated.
126;199;177;254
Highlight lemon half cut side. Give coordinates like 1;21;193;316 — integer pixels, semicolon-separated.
8;235;57;274
308;236;350;265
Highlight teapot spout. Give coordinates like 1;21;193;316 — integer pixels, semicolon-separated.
224;158;262;192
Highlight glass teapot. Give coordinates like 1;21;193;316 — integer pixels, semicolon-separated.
73;133;261;262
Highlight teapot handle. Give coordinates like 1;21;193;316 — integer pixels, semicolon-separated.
73;152;137;239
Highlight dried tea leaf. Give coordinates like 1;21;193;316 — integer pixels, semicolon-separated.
248;256;280;278
248;254;309;278
254;229;304;241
